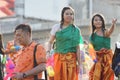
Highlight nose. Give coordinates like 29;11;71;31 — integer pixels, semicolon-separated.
96;20;101;24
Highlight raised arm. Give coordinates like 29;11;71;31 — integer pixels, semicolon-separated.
106;19;117;37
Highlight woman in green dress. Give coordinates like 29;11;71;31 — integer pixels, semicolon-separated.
89;13;117;80
47;6;82;80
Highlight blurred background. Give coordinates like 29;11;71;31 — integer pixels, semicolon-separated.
0;0;120;50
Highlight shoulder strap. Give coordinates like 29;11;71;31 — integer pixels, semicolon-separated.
33;44;39;67
33;44;39;80
33;44;47;80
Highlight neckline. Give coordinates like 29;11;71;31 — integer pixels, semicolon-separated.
61;24;72;30
22;41;34;51
94;32;104;37
94;33;110;39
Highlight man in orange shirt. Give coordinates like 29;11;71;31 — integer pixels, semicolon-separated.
12;24;46;80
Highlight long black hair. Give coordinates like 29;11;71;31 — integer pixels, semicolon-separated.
0;34;3;53
0;34;4;80
60;6;75;29
91;13;106;40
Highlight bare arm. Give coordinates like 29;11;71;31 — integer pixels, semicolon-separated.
106;19;117;37
76;45;80;66
24;63;46;77
76;45;81;73
47;35;55;52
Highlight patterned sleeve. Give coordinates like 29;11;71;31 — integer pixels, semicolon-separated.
36;45;46;64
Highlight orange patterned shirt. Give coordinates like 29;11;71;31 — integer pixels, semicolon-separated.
15;41;46;80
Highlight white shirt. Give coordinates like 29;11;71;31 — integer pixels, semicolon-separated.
50;24;61;36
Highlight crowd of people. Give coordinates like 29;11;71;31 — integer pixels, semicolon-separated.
0;6;119;80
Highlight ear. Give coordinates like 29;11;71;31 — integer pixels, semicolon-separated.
28;32;31;37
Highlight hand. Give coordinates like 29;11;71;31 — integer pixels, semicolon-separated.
4;49;17;54
9;49;17;53
112;18;117;25
12;72;24;79
46;51;51;59
93;59;97;63
118;63;120;66
100;48;106;51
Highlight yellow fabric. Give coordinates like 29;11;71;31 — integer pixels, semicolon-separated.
89;49;114;80
52;52;78;80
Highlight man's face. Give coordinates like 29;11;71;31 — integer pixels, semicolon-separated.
14;29;29;46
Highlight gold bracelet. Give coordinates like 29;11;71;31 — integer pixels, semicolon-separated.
23;73;27;78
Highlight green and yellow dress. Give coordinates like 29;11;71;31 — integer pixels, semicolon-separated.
89;33;114;80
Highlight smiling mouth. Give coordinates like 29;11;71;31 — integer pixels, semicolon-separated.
96;24;102;26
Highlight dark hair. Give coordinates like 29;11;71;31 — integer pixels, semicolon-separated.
0;34;4;54
0;34;4;80
60;6;74;29
14;24;31;34
91;13;106;39
0;35;3;49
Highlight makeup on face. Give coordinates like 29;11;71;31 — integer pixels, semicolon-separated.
63;9;74;24
93;16;102;28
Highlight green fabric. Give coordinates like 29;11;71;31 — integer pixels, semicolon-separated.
55;24;82;54
90;33;110;51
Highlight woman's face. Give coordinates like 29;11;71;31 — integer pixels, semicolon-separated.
93;16;102;28
63;9;74;24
